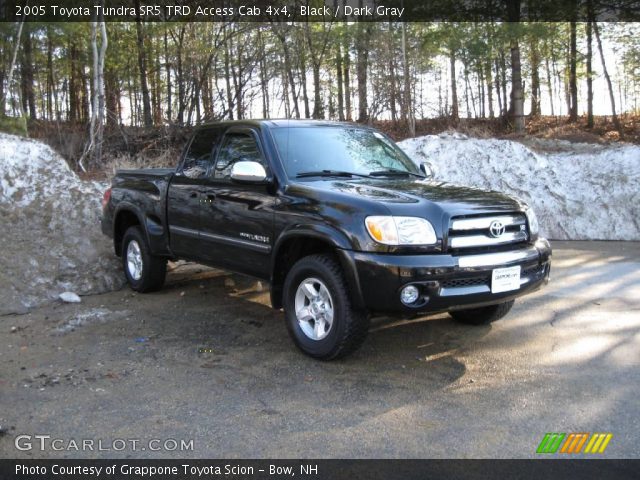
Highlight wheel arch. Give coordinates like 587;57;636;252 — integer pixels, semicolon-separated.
113;204;147;257
270;227;365;310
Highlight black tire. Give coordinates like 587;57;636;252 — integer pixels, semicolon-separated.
449;300;515;325
121;226;167;293
283;254;369;360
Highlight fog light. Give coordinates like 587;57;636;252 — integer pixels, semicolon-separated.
400;285;419;305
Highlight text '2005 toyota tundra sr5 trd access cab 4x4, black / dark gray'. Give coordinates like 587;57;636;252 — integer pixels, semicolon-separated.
101;120;551;359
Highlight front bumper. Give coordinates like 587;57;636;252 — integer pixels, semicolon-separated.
348;239;551;315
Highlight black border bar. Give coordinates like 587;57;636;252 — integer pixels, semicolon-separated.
2;0;640;22
1;459;639;480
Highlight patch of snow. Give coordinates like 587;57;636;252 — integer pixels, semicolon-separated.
54;307;128;333
399;133;640;240
59;292;81;303
0;133;125;315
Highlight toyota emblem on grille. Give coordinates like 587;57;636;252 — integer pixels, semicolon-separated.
489;220;506;237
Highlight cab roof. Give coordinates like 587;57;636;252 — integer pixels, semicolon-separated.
195;119;375;130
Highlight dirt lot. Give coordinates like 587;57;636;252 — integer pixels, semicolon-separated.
1;241;638;459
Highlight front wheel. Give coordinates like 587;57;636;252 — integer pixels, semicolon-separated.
449;300;515;325
283;254;369;360
121;226;167;293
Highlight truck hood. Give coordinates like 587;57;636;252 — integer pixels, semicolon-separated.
309;177;525;215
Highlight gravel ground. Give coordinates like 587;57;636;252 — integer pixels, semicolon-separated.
0;241;638;459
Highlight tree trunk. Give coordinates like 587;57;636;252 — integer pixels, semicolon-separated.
0;19;24;116
500;50;508;117
494;58;502;117
586;20;594;128
336;44;345;121
564;58;571;116
507;2;525;133
80;63;90;122
135;0;152;127
530;38;541;117
233;44;243;120
401;22;415;136
281;67;290;118
343;44;352;121
69;41;78;122
223;26;234;120
259;36;269;119
510;40;525;132
312;63;322;119
389;34;398;123
356;12;370;123
593;21;622;132
463;62;473;118
164;26;172;123
153;42;162;124
46;26;55;120
276;29;299;118
478;66;485;118
569;21;578;122
105;68;119;128
486;61;494;118
175;27;185;123
80;10;107;171
544;42;555;116
450;47;459;121
20;25;36;119
500;49;509;118
299;49;310;119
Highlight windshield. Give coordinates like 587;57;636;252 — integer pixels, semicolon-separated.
271;126;421;178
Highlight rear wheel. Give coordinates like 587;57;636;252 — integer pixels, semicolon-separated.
283;254;369;360
449;300;515;325
121;226;167;293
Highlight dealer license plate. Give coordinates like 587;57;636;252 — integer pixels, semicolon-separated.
491;266;521;293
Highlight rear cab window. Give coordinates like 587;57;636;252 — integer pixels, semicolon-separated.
180;127;223;178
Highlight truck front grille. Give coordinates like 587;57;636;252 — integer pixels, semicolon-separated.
448;213;528;251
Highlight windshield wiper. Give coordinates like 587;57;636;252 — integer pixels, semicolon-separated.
369;169;425;178
295;170;372;179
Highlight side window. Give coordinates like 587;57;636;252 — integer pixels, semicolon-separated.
181;128;220;178
213;133;265;180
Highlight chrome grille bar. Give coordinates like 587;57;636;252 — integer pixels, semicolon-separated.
450;215;525;231
450;230;528;248
457;248;539;268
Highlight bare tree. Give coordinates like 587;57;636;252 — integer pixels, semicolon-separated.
401;22;415;136
507;2;525;133
79;6;107;171
1;19;25;112
135;0;152;127
593;21;622;133
569;20;578;122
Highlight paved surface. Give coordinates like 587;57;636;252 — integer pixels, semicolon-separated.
1;241;639;459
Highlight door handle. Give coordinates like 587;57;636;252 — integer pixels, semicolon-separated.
189;192;199;198
205;194;216;204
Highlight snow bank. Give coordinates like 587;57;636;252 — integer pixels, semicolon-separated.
399;133;640;240
0;133;124;315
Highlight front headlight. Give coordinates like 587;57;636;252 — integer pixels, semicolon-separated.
365;216;437;245
525;207;539;236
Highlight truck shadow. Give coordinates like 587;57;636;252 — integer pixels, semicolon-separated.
158;262;490;392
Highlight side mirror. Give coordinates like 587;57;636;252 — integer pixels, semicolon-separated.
419;162;435;180
230;161;268;184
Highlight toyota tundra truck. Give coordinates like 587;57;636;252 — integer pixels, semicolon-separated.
101;120;551;359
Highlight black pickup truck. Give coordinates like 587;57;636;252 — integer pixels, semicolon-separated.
102;120;551;359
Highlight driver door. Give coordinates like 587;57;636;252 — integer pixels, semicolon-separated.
198;127;276;278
